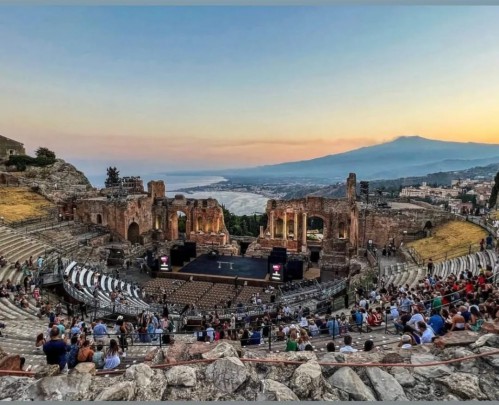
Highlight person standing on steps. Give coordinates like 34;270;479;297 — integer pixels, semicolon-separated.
427;258;434;276
43;327;68;371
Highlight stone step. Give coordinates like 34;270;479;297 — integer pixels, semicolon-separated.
0;264;14;283
0;239;30;256
0;298;39;321
0;233;21;248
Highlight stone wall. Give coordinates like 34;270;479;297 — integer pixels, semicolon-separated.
360;207;455;248
0;135;25;160
76;181;230;247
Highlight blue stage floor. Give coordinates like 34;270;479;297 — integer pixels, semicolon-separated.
178;254;268;280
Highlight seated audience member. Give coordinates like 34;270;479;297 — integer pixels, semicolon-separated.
92;344;105;369
103;339;121;370
77;340;94;363
418;321;435;343
363;339;375;352
339;335;358;353
428;309;446;336
466;306;484;332
326;342;336;352
398;334;414;349
285;336;298;352
449;308;466;331
35;333;46;348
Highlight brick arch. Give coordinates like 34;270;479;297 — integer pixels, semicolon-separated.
127;222;140;245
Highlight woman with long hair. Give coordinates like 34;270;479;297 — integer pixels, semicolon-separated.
466;306;484;332
103;339;121;370
35;333;46;348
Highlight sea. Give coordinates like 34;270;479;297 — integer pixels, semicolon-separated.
87;174;268;215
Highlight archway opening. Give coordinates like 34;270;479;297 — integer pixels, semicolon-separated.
338;222;346;239
307;216;324;242
287;220;295;239
275;218;284;238
155;215;162;230
177;211;187;239
96;214;102;225
197;216;204;232
128;222;140;245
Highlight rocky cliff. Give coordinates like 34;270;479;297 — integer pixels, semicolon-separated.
1;335;497;401
1;159;95;204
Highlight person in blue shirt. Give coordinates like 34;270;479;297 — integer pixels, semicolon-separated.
66;336;79;369
93;319;108;343
428;308;446;336
43;327;68;371
326;316;340;337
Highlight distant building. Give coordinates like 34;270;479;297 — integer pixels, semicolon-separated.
0;135;26;160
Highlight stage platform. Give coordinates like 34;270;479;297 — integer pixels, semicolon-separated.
178;254;269;280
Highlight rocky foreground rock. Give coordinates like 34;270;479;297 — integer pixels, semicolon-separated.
0;338;498;401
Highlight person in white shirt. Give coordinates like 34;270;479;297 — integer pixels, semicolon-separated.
205;324;215;342
339;335;358;353
407;309;425;331
418;321;435;344
359;298;368;309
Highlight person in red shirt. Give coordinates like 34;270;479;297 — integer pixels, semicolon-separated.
465;280;475;294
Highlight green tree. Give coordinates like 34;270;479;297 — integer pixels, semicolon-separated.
105;167;121;188
489;171;499;208
35;147;56;160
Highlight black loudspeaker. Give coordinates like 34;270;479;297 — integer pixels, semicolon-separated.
170;245;185;267
285;260;303;281
184;242;197;258
146;250;154;268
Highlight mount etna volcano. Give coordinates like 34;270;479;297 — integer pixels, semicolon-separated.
214;136;499;181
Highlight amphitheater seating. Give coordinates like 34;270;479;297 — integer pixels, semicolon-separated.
167;280;213;307
236;285;272;305
0;225;56;285
196;283;237;310
384;249;498;288
142;279;186;298
64;261;149;311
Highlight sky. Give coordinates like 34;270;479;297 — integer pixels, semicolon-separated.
1;6;499;177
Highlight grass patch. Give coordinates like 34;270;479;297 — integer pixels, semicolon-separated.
406;220;488;262
0;186;55;222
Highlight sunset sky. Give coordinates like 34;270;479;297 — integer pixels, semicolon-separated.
1;6;499;177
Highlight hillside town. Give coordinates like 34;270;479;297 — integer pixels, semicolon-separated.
400;179;495;215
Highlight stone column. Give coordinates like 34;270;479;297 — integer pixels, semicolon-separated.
216;217;220;233
270;211;275;239
294;211;298;237
259;225;264;238
283;212;287;240
302;212;307;245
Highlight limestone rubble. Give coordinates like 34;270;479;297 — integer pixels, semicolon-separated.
0;338;497;401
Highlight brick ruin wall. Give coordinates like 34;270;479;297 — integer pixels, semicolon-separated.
360;208;455;248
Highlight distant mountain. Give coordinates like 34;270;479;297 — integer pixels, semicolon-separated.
214;136;499;181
